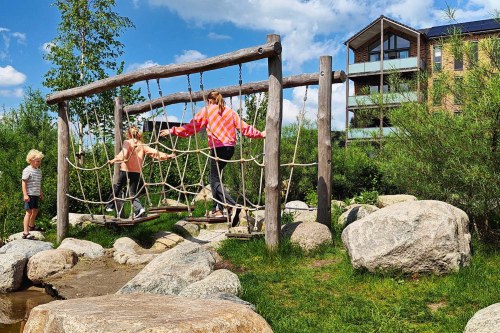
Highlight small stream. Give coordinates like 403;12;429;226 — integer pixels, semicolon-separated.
0;287;54;333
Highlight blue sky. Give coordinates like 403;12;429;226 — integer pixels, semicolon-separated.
0;0;497;129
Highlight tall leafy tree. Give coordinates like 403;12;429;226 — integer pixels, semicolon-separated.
43;0;138;145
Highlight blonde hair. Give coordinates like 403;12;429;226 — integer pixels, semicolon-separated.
207;91;226;114
126;125;143;142
26;149;44;164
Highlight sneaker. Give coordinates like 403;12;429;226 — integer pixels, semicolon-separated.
134;208;146;218
105;207;114;212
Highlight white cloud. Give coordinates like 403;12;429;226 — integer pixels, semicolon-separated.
208;32;231;40
40;42;55;54
0;87;24;98
147;0;495;72
0;27;9;33
0;66;26;86
147;0;366;70
12;32;26;44
173;50;207;64
126;60;160;72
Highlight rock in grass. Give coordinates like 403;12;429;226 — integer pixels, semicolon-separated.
23;294;273;333
341;200;471;275
464;303;500;333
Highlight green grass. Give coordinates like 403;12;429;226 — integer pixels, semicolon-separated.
217;239;500;333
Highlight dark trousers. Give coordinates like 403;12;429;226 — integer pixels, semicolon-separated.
107;171;143;214
210;146;236;211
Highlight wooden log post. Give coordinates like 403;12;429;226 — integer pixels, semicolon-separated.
317;56;332;229
57;101;69;243
265;34;283;250
113;97;124;184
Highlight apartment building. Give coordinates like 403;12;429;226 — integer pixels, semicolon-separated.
344;16;499;143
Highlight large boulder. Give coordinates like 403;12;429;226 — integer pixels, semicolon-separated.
281;222;332;252
0;239;53;259
341;200;471;274
151;231;185;251
27;248;78;284
7;231;45;242
193;185;211;202
0;253;27;292
58;238;104;259
464;303;500;333
284;200;317;223
338;204;379;226
23;294;273;333
117;242;216;295
377;194;417;208
173;220;201;238
112;237;158;265
179;269;241;298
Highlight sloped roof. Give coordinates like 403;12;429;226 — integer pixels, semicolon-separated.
345;15;422;49
419;19;500;39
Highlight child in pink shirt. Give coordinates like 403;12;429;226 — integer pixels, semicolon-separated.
160;91;265;225
107;126;174;218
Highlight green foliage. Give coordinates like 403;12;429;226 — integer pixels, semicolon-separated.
352;190;379;205
0;89;58;239
332;142;390;199
305;189;318;207
380;26;500;239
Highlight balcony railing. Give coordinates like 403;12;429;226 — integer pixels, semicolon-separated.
348;57;425;75
347;127;397;140
348;91;419;108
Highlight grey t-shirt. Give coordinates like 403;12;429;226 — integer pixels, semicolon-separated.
22;165;42;196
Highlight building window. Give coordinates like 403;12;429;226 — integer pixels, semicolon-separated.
432;79;443;106
454;77;463;105
470;41;479;66
434;45;442;71
368;32;410;62
454;54;463;71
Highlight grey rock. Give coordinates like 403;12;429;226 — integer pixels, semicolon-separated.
341;200;471;274
27;249;78;284
117;242;216;295
0;239;53;259
58;238;104;259
23;294;274;333
338;204;379;226
179;269;241;297
281;221;332;252
0;254;27;292
464;303;500;333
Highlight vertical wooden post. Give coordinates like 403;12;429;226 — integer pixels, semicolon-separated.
265;34;283;250
417;34;421;102
345;42;350;147
379;19;385;141
113;97;124;183
57;101;69;243
317;56;332;229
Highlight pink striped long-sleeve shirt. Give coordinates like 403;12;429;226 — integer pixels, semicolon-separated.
170;104;264;148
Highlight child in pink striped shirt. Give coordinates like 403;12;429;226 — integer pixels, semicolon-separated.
160;91;265;225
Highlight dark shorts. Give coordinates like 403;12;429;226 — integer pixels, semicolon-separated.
24;195;40;210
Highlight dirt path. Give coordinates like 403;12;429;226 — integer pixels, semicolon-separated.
43;253;145;300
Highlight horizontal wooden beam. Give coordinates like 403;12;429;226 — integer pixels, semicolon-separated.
124;70;346;115
46;41;282;105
